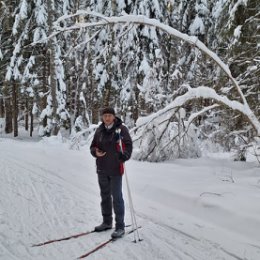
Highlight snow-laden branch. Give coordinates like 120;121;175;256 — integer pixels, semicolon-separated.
135;86;260;136
186;104;220;129
54;11;248;107
52;11;260;136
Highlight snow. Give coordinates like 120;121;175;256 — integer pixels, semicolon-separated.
212;0;225;20
0;137;260;260
32;103;38;115
234;25;242;38
139;58;150;74
20;0;28;20
133;85;260;136
189;15;205;35
0;118;5;135
33;28;47;43
12;15;20;35
35;1;47;26
5;66;13;81
117;0;126;12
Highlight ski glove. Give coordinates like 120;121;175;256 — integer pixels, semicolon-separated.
118;151;130;162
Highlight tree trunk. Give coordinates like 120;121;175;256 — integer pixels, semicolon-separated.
42;47;48;128
0;98;4;118
25;98;29;131
1;2;14;134
47;0;59;136
103;81;111;108
30;107;33;137
92;98;99;124
12;80;18;137
5;96;12;134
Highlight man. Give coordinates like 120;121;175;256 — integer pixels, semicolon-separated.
90;107;133;239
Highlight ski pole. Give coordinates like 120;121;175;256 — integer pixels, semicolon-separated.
116;128;142;242
124;166;142;242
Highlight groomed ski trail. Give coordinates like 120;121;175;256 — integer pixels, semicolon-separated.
0;139;259;260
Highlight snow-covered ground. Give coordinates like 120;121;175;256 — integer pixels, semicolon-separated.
0;136;260;260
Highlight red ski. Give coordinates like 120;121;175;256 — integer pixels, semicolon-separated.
32;225;132;247
77;227;142;259
77;238;114;259
32;230;95;247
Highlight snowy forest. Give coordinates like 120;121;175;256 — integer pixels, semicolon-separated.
1;1;260;259
0;0;259;162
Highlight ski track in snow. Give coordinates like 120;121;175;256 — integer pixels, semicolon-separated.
0;154;99;260
0;139;259;260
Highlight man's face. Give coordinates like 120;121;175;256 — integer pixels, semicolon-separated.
102;113;115;126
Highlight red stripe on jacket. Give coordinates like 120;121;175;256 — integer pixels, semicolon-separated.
116;141;126;175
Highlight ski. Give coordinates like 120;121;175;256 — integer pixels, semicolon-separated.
77;238;113;259
31;225;132;247
77;226;142;259
32;230;96;247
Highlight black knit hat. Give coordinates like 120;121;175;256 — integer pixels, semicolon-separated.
102;107;115;115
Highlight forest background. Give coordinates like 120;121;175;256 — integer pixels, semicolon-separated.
0;0;259;161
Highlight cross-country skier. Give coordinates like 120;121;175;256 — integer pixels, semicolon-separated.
90;107;133;238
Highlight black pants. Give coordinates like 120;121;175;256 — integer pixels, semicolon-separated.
98;175;125;230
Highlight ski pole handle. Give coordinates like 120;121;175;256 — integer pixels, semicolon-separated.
116;128;124;153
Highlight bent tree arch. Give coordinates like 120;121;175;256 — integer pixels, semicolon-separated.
53;11;260;136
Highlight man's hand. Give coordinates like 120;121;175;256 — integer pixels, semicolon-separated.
96;148;106;157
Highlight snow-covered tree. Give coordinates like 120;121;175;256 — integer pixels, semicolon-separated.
0;0;73;136
1;1;259;162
